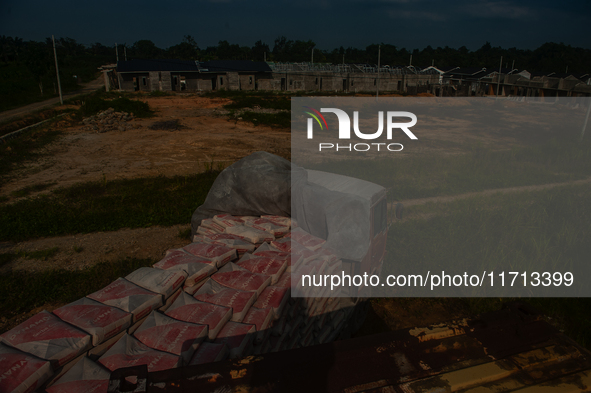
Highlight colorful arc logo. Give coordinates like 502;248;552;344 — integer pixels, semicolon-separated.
303;106;328;130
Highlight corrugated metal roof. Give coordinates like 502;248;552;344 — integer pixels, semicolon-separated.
200;60;272;73
117;59;272;73
117;59;200;72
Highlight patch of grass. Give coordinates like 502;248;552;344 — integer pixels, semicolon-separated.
0;195;8;204
380;184;591;348
384;184;591;285
241;111;290;128
0;172;220;242
18;247;60;261
0;129;62;188
309;136;591;200
177;227;192;241
78;96;153;119
0;258;154;321
10;182;56;198
72;245;84;253
0;253;16;268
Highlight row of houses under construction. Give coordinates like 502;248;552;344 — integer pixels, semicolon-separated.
101;59;591;98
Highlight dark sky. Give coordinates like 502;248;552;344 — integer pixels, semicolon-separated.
1;0;591;51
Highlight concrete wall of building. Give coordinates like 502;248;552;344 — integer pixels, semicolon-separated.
120;73;151;92
115;70;589;97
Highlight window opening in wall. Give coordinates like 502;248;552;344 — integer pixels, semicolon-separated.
142;77;146;86
220;77;223;85
249;76;253;84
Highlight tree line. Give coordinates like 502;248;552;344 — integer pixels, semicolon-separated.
1;35;589;111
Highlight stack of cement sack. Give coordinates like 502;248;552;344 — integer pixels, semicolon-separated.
0;214;361;393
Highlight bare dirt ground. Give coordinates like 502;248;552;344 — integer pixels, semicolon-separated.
0;93;581;335
1;96;290;197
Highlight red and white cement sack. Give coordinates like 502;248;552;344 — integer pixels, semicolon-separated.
194;279;256;323
53;298;132;346
271;238;316;264
242;217;289;237
212;322;255;359
0;311;91;368
98;334;181;373
45;357;110;393
194;233;255;254
252;286;290;320
212;263;271;297
196;226;219;236
241;307;273;344
253;245;300;272
237;254;287;285
286;227;326;251
261;215;292;229
200;218;225;233
225;225;274;244
212;214;245;229
87;278;163;323
133;311;207;365
0;342;53;393
164;292;232;340
125;267;187;300
153;251;217;287
182;242;236;267
188;342;229;366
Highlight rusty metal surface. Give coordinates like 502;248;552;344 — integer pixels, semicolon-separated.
107;302;591;393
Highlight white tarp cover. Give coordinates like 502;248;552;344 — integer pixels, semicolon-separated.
87;278;163;323
98;334;181;373
190;151;380;263
153;251;217;287
194;279;256;323
212;263;272;297
53;298;132;346
0;311;91;368
45;357;110;393
125;267;187;299
164;292;232;340
0;342;53;393
133;311;207;365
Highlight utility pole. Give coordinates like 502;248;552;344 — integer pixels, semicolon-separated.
115;43;119;62
496;56;502;99
52;35;63;105
311;47;314;64
264;52;266;62
511;60;515;71
409;54;412;66
124;46;127;61
376;45;381;101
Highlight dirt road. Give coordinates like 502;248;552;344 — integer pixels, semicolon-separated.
0;76;104;123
